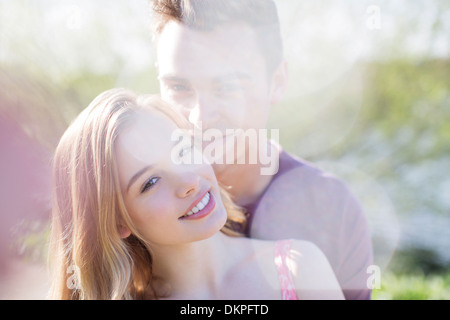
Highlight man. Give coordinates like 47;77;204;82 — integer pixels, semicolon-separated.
149;0;373;300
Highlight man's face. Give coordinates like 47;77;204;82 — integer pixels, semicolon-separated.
156;21;273;134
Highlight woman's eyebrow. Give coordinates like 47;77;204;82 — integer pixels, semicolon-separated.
127;165;153;193
125;139;181;193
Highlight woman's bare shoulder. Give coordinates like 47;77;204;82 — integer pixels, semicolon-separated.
289;240;345;300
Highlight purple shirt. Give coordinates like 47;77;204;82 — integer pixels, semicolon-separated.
244;148;373;300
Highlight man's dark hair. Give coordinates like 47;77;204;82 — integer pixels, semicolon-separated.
150;0;284;75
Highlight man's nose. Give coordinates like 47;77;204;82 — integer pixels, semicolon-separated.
188;93;220;128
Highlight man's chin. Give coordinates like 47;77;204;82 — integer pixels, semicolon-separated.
211;162;229;175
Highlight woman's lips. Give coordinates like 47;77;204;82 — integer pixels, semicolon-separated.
179;191;216;220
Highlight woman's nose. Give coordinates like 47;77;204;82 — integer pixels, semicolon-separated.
174;170;200;198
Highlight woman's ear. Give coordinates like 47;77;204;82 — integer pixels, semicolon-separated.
118;224;132;239
269;60;289;106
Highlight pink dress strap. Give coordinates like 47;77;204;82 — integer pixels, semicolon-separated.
274;240;298;300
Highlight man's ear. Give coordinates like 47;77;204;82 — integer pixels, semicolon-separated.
118;224;131;239
269;60;289;106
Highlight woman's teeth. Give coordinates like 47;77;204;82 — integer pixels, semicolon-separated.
182;192;210;218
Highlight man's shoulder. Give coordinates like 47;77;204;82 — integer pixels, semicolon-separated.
259;149;367;226
273;150;351;197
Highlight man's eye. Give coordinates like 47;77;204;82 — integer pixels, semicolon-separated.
169;83;190;92
216;83;241;95
141;177;159;193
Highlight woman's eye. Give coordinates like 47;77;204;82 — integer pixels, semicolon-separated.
141;177;159;193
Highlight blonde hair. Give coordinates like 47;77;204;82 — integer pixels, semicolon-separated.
48;88;246;300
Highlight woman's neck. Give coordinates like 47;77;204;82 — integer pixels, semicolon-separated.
150;232;243;299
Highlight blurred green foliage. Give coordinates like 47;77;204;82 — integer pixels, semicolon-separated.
373;246;450;300
373;271;450;300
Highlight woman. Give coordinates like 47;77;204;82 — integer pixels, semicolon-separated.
49;88;344;300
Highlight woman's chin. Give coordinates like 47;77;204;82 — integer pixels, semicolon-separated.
194;205;228;242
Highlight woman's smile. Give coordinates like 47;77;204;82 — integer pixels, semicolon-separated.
179;191;216;220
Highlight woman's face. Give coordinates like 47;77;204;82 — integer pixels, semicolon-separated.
115;110;227;246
